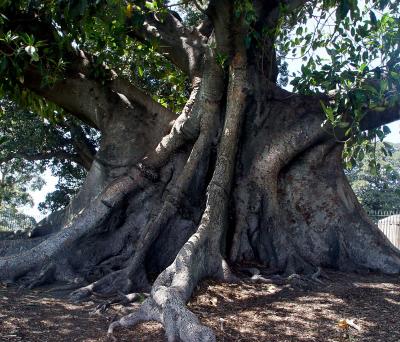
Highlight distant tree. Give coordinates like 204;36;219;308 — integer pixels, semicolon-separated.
347;142;400;211
0;156;44;210
0;206;36;233
0;99;98;213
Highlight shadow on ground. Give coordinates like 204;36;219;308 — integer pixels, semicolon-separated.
0;271;399;341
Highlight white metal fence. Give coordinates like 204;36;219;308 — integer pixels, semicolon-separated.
367;210;400;250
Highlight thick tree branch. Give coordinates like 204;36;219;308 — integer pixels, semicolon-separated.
360;104;400;131
68;123;96;171
24;50;178;134
206;0;232;54
2;11;107;129
109;78;176;124
294;81;400;136
127;9;205;77
4;11;177;133
23;60;107;130
263;0;311;26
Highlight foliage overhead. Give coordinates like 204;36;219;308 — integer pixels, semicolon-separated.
0;0;190;114
276;0;400;169
0;0;399;213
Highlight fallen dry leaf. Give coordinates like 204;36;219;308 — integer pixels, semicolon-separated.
338;319;361;331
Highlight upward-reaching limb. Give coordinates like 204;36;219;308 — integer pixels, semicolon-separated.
126;4;206;78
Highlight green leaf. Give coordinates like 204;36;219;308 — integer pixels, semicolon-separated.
363;84;378;95
337;0;350;21
368;160;377;175
378;0;389;11
358;63;367;73
358;149;364;160
320;101;334;123
0;57;8;73
145;1;157;11
369;11;377;26
376;129;385;141
382;125;391;135
31;52;40;62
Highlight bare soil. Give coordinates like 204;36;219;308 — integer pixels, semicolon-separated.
0;271;399;342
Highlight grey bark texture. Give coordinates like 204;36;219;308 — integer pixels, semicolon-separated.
1;1;400;341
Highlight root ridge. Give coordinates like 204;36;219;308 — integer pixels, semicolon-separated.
241;266;329;290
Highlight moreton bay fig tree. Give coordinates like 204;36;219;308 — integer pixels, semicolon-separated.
0;1;400;341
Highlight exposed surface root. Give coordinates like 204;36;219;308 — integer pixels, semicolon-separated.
107;186;230;340
243;266;327;289
69;267;150;302
2;271;400;342
108;297;162;335
91;292;148;315
26;263;56;289
68;59;225;307
0;174;139;283
108;245;219;342
0;236;46;257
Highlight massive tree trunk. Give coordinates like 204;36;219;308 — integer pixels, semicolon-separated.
1;1;400;341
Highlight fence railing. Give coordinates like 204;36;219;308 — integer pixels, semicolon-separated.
367;210;400;250
0;211;38;233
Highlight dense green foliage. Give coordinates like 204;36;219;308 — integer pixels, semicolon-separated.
347;142;400;211
0;100;44;209
278;0;400;168
0;0;190;113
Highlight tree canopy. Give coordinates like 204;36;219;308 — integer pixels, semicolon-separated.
1;2;400;341
0;0;398;134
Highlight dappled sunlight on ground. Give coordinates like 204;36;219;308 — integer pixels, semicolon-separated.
190;271;400;342
0;271;399;341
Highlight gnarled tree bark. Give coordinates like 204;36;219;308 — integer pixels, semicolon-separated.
1;1;400;341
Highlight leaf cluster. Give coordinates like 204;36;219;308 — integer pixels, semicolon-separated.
346;142;400;211
275;0;400;166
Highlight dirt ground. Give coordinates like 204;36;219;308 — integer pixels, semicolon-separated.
0;270;399;342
